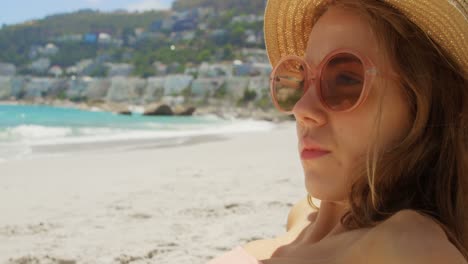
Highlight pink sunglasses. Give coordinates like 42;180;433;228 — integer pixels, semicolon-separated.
270;48;397;114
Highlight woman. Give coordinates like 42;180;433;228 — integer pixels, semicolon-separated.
209;0;467;263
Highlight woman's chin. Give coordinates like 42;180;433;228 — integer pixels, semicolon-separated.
305;179;347;202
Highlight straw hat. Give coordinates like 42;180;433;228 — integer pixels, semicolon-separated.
264;0;468;75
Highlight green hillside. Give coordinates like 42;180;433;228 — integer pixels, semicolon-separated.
0;0;267;77
0;10;169;65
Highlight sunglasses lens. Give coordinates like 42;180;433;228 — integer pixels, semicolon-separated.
321;53;365;111
271;58;306;112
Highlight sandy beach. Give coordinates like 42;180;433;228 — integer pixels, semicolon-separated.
0;121;306;264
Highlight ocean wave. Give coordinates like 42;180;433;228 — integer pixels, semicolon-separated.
0;119;276;161
0;125;73;142
0;105;277;161
27;119;274;146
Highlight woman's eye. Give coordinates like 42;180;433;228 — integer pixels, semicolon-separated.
336;73;362;85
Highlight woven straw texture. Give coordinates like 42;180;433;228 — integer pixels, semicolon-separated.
264;0;468;74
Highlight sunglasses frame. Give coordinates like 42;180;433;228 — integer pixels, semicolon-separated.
270;48;383;114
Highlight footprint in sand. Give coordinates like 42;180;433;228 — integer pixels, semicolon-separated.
223;203;254;214
128;213;152;220
0;222;60;237
267;201;292;208
7;255;76;264
115;242;179;263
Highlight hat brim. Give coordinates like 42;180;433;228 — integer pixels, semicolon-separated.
264;0;468;75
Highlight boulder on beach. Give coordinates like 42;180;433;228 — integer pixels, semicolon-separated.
174;106;196;116
143;104;196;116
118;110;132;115
143;104;174;116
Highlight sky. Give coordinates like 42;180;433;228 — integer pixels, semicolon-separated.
1;0;175;26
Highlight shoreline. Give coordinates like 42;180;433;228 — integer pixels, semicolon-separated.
0;99;295;123
30;134;228;156
0;102;288;162
0;118;279;162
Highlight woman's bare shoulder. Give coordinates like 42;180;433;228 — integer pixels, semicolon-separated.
361;210;467;263
286;196;318;231
242;196;318;260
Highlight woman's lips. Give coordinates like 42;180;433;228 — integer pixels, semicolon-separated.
299;137;330;160
300;149;331;160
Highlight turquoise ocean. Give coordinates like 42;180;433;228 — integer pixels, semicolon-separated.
0;104;274;161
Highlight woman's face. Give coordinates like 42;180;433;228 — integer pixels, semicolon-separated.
294;7;412;201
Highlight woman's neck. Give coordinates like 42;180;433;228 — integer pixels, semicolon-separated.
302;200;349;244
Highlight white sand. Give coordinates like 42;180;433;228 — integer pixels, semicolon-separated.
0;121;306;264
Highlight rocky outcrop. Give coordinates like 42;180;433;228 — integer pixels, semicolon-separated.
85;78;111;101
163;74;193;96
143;103;197;116
191;78;224;97
174;106;196;116
143;104;174;116
143;77;165;103
0;75;287;121
0;75;271;104
106;77;147;103
118;110;132;115
0;77;12;100
24;78;59;99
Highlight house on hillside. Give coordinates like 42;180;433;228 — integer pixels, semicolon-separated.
210;29;228;44
245;30;258;45
156;10;200;33
170;31;196;42
233;61;272;77
150;20;164;32
30;58;51;74
72;59;93;76
29;43;59;58
41;43;59;56
106;63;134;77
98;33;112;44
55;34;82;43
172;18;198;32
153;62;168;76
161;18;175;31
48;66;63;77
29;45;41;59
231;14;264;24
241;48;270;64
136;32;165;42
251;63;272;76
0;63;16;76
198;62;233;78
84;33;98;44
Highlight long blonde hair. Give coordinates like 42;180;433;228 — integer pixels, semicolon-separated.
309;0;468;259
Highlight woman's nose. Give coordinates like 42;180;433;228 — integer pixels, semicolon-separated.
292;84;328;127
